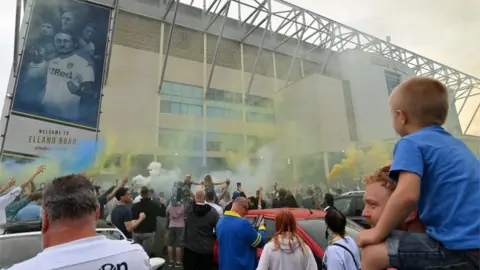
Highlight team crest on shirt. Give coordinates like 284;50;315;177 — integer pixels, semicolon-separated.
67;63;74;69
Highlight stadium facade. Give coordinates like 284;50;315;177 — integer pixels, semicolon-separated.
1;0;479;182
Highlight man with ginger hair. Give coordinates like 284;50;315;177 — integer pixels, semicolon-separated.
358;77;480;270
362;164;425;232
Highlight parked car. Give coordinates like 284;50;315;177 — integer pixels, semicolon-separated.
213;208;364;269
0;220;165;270
335;191;371;228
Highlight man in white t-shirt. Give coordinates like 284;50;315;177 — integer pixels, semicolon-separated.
7;174;151;270
41;31;95;121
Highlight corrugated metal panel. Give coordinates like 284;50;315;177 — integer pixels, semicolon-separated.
164;24;204;63
206;35;242;70
113;10;161;53
243;44;274;77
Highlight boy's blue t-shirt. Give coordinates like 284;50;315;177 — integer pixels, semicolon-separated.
390;125;480;250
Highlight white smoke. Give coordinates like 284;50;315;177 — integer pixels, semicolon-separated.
131;162;182;199
206;145;276;195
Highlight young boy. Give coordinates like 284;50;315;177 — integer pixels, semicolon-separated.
358;77;480;270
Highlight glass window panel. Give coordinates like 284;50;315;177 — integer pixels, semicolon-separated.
182;97;202;105
206;89;215;100
192;136;203;150
253;96;262;107
188;105;202;117
234;93;243;104
225;109;242;119
159;133;174;149
207;106;225;118
207;141;222;151
162;94;182;103
161;82;173;94
214;89;224;101
224;92;233;103
180;103;188;114
192;87;203;99
245;95;254;105
263;98;273;109
160;100;171;113
170;102;180;114
182;85;193;97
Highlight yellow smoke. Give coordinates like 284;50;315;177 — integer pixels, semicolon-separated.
327;142;392;183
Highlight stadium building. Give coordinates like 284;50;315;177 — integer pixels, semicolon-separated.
2;0;480;183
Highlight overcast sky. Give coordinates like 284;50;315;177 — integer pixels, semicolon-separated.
0;0;478;134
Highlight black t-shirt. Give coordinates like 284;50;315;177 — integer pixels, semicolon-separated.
110;204;132;239
97;186;115;219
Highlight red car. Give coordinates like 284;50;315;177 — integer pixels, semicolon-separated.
213;208;364;269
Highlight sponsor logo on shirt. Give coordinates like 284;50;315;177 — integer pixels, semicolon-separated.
99;262;128;270
49;68;73;79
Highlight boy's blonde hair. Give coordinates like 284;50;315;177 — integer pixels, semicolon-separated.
392;77;449;126
364;164;397;192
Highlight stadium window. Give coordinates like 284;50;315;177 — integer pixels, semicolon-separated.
207;157;228;171
206;106;225;118
233;93;243;104
188;104;202;117
131;155;154;170
384;70;402;95
159;129;203;151
160;100;181;114
215;89;225;101
262;98;274;109
160;82;203;117
246;112;275;123
161;81;174;95
225;109;242;120
206;88;216;100
224;92;234;103
206;133;243;152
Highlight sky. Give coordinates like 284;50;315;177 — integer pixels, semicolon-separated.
0;0;478;134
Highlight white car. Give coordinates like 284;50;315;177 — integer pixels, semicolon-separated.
0;220;165;269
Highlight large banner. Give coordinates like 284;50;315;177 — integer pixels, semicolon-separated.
2;0;111;159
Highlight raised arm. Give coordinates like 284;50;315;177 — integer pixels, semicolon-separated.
20;165;45;190
107;177;128;201
0;177;15;194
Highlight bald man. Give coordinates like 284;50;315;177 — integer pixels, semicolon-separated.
216;197;266;270
182;189;219;270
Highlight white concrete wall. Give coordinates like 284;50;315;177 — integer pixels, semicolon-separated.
337;49;415;142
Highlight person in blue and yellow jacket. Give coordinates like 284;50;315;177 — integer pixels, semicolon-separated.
216;197;266;270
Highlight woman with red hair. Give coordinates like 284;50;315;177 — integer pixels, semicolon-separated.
256;210;317;270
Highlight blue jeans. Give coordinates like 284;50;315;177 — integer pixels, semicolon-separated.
387;230;479;270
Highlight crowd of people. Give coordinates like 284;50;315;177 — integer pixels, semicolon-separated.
0;76;479;270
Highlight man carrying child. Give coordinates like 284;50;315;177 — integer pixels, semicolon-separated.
358;77;480;270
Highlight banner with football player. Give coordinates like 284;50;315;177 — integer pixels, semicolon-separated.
2;0;112;158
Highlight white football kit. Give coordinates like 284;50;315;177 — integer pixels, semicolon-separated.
6;236;151;270
41;53;94;121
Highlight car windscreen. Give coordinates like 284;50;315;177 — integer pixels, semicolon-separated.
0;230;125;268
297;218;363;250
